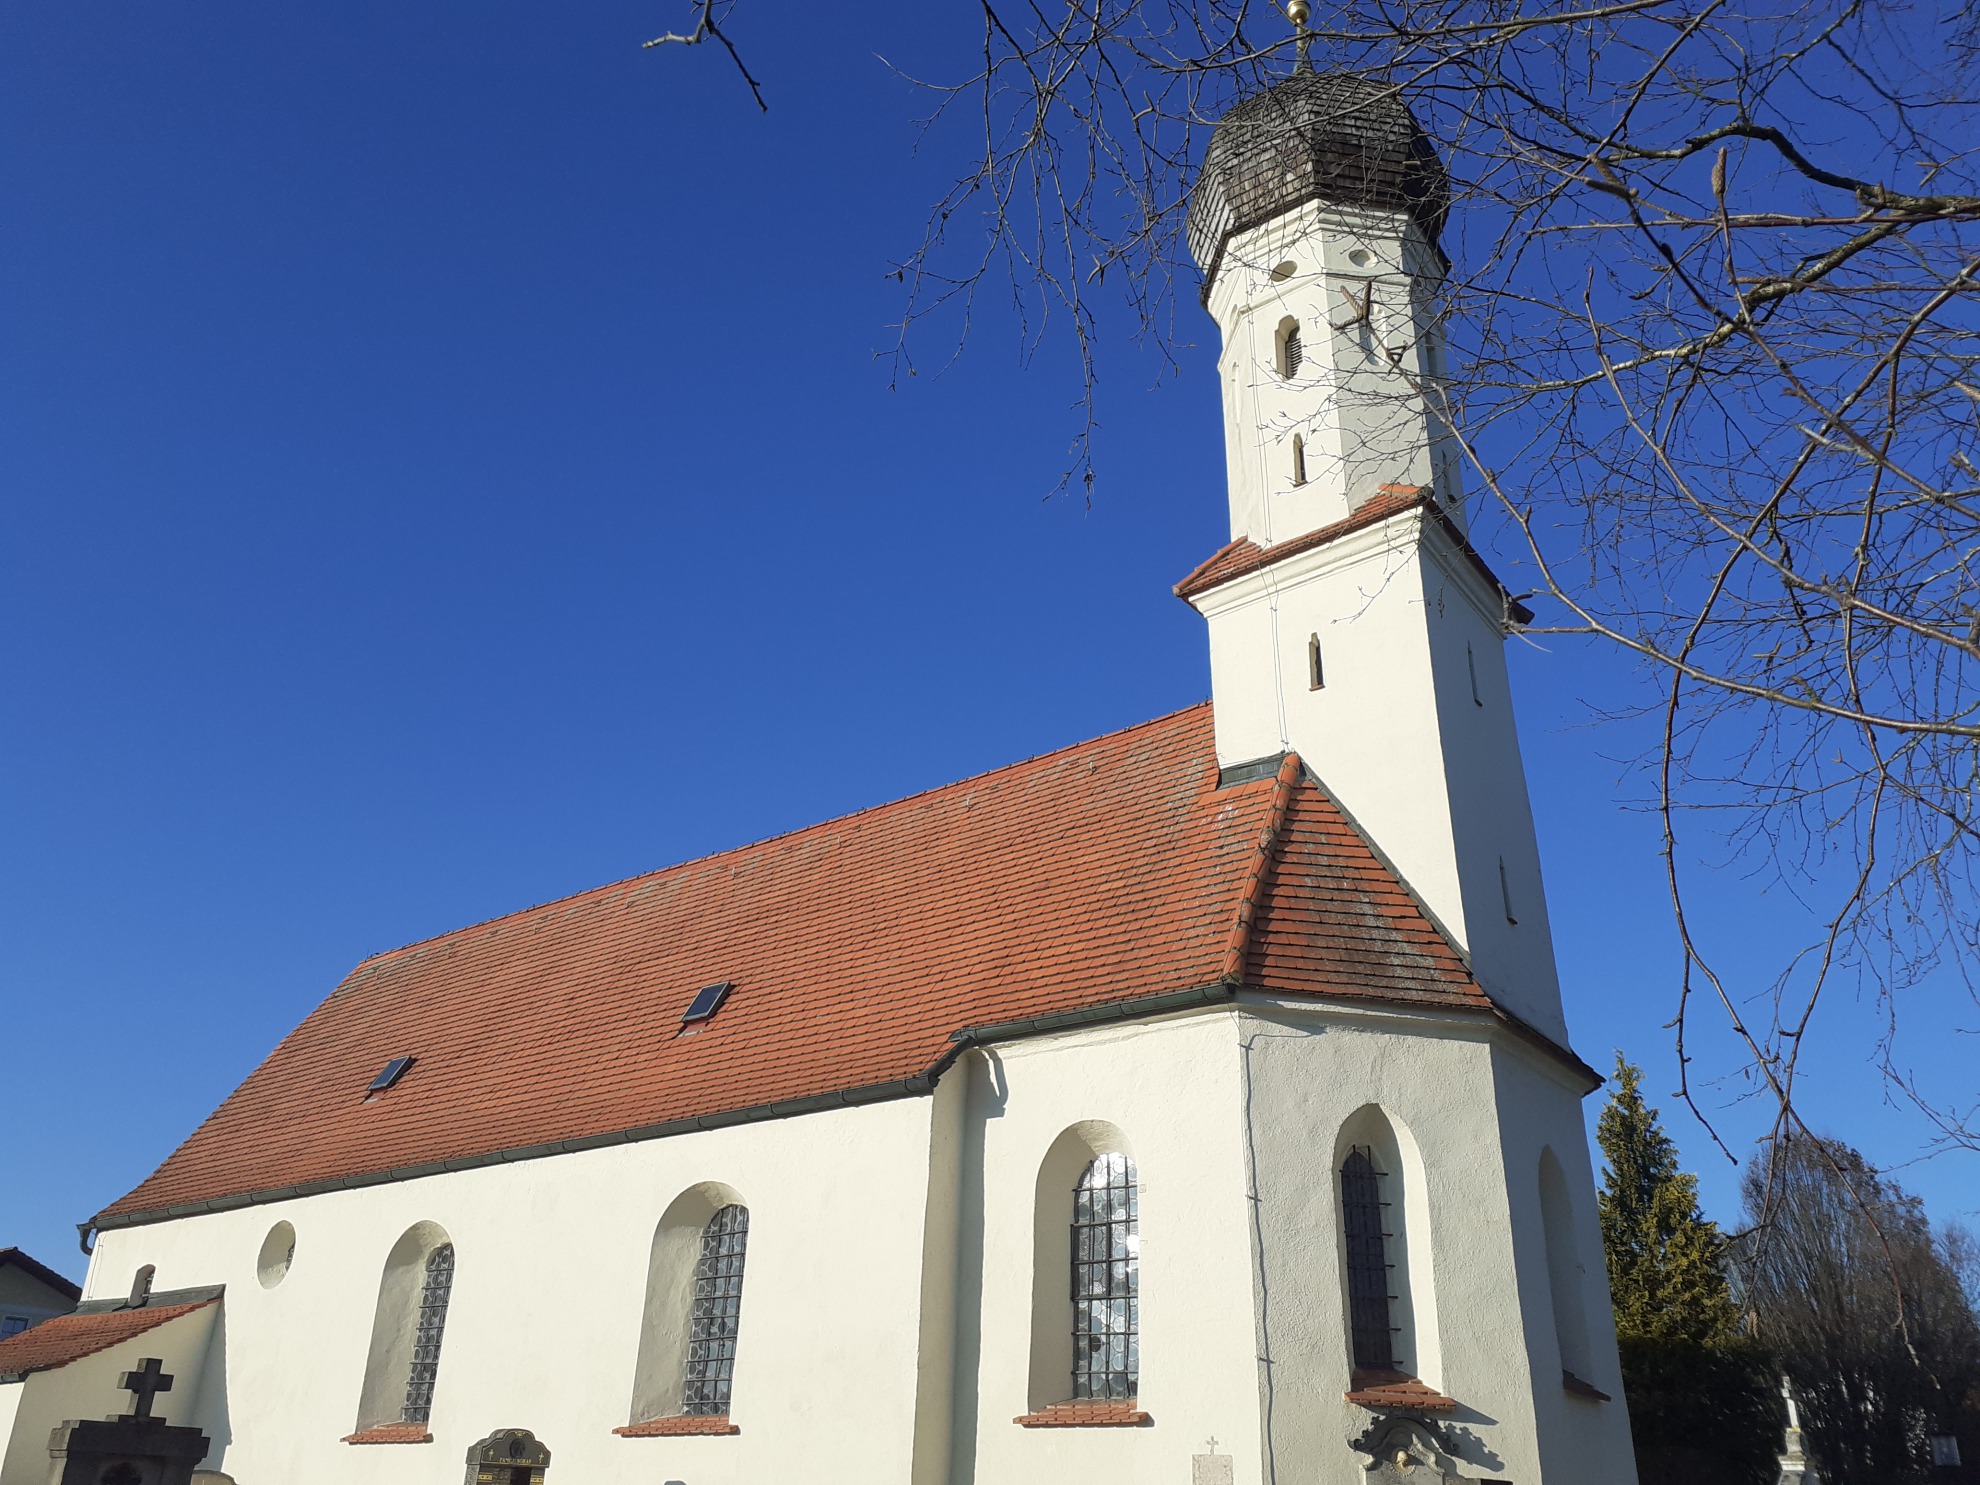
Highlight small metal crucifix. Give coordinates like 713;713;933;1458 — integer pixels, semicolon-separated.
117;1357;173;1423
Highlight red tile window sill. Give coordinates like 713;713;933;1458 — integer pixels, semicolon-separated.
343;1424;433;1445
614;1416;741;1437
1015;1401;1151;1428
1562;1370;1612;1402
1344;1368;1459;1413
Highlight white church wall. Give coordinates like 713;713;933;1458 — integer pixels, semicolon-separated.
80;1092;946;1485
961;1011;1268;1485
0;1303;217;1485
911;1064;968;1485
0;1386;19;1483
1485;1045;1641;1485
59;1000;1621;1485
1237;999;1547;1483
1415;534;1568;1037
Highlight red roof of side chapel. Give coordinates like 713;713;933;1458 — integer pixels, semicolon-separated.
0;1302;214;1381
99;703;1505;1229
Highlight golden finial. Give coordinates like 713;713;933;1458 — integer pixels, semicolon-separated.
1287;0;1313;69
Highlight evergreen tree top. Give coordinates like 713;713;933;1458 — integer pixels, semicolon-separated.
1598;1056;1741;1346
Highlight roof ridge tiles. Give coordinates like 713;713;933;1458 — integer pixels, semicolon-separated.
1219;752;1304;982
357;701;1218;970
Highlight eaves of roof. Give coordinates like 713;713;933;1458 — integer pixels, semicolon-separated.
1174;485;1535;626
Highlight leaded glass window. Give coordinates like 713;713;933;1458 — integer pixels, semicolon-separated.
401;1242;454;1424
1341;1147;1397;1369
681;1204;749;1416
1071;1152;1139;1400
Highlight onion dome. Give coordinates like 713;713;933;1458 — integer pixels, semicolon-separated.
1187;69;1449;288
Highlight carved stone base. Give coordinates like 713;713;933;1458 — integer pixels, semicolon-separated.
1350;1416;1480;1483
47;1417;212;1485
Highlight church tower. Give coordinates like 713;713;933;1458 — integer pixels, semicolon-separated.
1180;68;1564;1039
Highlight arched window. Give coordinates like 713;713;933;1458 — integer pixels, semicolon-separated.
682;1205;749;1415
1292;433;1307;486
402;1243;454;1424
1539;1150;1592;1380
1341;1147;1397;1370
351;1221;456;1438
1071;1153;1139;1400
626;1185;751;1431
1276;317;1304;379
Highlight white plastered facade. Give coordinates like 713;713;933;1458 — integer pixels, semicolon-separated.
44;1002;1630;1485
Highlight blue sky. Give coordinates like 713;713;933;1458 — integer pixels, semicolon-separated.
4;3;1971;1281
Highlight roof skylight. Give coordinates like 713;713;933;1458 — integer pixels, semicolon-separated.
367;1056;415;1094
681;981;733;1026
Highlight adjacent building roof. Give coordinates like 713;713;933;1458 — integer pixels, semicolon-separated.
1187;68;1449;289
0;1248;82;1305
98;704;1508;1230
0;1301;213;1382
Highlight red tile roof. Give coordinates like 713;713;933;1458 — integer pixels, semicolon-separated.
98;704;1506;1229
0;1302;213;1381
1173;486;1535;626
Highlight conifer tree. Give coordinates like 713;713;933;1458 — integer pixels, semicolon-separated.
1597;1057;1778;1485
1598;1057;1742;1345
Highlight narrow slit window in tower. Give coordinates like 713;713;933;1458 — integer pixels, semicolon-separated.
1340;1147;1397;1371
1292;433;1306;486
1467;643;1482;706
1500;856;1518;925
1308;634;1325;691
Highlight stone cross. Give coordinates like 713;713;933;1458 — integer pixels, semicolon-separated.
117;1358;174;1423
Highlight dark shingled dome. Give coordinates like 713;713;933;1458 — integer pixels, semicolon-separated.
1188;69;1448;288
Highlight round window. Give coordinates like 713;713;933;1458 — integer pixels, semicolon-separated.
256;1220;296;1289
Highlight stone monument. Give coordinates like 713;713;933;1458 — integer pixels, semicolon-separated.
464;1426;550;1485
1776;1376;1820;1485
45;1356;212;1485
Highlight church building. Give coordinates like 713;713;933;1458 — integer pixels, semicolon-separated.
0;67;1638;1485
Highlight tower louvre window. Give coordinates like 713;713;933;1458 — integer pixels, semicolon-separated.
682;1204;749;1416
1278;319;1304;378
1340;1147;1397;1370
